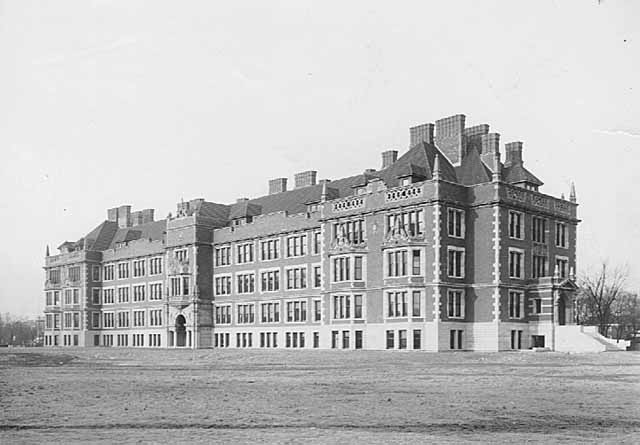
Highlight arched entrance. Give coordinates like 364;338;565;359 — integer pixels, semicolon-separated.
175;314;187;347
558;296;566;326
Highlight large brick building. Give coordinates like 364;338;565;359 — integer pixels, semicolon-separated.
43;113;584;351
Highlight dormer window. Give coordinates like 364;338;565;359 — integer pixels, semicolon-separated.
400;177;411;186
355;187;367;195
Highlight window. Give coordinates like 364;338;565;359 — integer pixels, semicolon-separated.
313;265;321;288
447;208;465;238
133;259;145;277
450;330;463;350
92;312;100;329
169;276;190;296
355;331;363;349
285;300;307;322
175;249;187;262
64;312;72;328
92;265;100;281
215;246;231;266
54;314;61;329
333;220;365;245
386;210;424;237
68;266;81;282
149;283;163;301
387;250;407;277
533;298;542;314
286;234;307;257
412;291;421;317
117;286;129;303
215;305;231;324
447;290;465;319
237;273;255;294
53;291;60;305
215;276;232;295
149;257;163;275
532;216;547;244
398;330;407;349
48;269;61;284
46;292;53;306
555;256;568;278
555;222;568;248
313;231;321;255
117;262;129;280
333;257;350;282
511;330;523;349
413;330;421;349
354;295;363;319
508;290;524;319
286;267;307;290
342;331;350;349
103;288;115;304
532;255;548;278
237;304;255;324
237;242;254;264
387;291;408;317
314;332;320;348
313;300;321;321
447;247;465;278
103;264;115;281
73;289;79;305
261;270;280;292
412;250;421;276
133;310;145;327
92;288;100;305
117;311;129;328
260;239;279;261
149;309;163;326
260;302;280;323
333;295;351;319
103;312;115;328
64;289;73;305
509;248;524;279
386;330;394;349
509;211;524;239
130;284;145;302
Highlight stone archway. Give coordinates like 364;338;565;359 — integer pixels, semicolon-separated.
175;314;187;347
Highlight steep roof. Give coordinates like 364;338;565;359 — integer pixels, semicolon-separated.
377;141;457;185
503;163;543;186
455;147;492;185
106;219;166;249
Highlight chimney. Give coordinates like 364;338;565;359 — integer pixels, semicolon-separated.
107;207;119;222
504;142;523;167
117;205;132;228
269;178;288;195
409;123;434;146
130;211;144;226
141;209;154;224
381;150;398;169
435;114;466;166
480;133;501;172
463;124;490;154
294;170;317;188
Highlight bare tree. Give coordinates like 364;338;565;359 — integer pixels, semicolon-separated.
578;262;628;336
611;292;640;340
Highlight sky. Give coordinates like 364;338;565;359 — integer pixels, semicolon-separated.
0;0;638;317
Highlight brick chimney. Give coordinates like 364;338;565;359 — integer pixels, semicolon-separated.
107;205;133;228
480;133;501;173
381;150;398;169
409;123;434;146
294;170;317;188
269;178;288;195
463;124;489;154
504;142;523;167
435;114;466;166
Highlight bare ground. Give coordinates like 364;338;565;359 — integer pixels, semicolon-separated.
1;348;639;444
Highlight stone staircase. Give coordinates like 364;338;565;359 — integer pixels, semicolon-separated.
556;325;627;352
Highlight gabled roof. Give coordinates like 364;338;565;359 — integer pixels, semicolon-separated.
377;141;457;185
455;147;492;185
503;163;543;186
229;201;263;219
106;219;166;249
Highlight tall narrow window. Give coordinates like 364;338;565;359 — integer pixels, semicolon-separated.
509;211;523;239
447;248;465;278
447;208;465;238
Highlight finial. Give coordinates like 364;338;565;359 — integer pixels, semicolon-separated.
492;152;502;182
561;193;565;200
569;182;576;203
321;180;328;202
433;154;442;180
45;245;50;257
554;264;560;278
569;266;575;280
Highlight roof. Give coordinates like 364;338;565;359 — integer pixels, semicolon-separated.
106;219;166;249
503;163;544;186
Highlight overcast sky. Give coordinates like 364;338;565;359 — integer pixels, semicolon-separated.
1;0;638;316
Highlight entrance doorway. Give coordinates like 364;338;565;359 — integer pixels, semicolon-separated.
175;314;187;347
558;297;566;326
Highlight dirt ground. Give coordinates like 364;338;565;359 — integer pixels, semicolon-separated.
1;348;639;444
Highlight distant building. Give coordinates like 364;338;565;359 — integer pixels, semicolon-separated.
43;114;583;351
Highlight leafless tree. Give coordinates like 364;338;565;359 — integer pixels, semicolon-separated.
578;262;628;336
